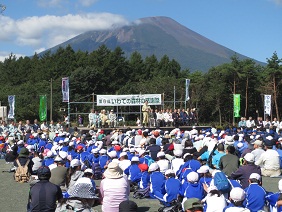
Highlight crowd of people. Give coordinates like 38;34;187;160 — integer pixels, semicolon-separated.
87;104;198;130
1;116;282;211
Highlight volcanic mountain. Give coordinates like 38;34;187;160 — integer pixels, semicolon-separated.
44;16;262;72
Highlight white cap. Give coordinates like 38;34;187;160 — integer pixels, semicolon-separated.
58;140;64;144
157;152;165;158
197;165;209;174
17;140;24;145
91;149;99;154
148;163;159;172
244;153;255;163
69;141;74;146
139;149;146;156
131;156;139;162
237;142;243;148
164;169;175;176
58;151;68;159
54;156;63;162
47;151;53;157
112;140;119;145
100;149;107;154
230;187;245;202
187;171;199;182
249;173;261;181
84;168;94;174
207;185;218;193
119;152;127;158
70;159;81;168
173;149;183;157
123;147;129;152
108;151;117;158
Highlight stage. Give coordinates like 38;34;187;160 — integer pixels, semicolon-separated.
77;125;211;135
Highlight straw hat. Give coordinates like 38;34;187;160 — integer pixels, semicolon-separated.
104;162;123;179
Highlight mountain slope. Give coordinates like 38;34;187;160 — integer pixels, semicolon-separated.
44;16;262;72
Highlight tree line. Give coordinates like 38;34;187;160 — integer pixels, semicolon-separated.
0;44;281;126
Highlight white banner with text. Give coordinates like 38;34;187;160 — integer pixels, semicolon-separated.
97;94;162;106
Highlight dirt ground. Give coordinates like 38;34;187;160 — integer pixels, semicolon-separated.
0;159;281;212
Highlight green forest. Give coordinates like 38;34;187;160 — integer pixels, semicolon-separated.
0;44;282;126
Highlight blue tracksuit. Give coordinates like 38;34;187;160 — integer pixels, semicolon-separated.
127;152;135;161
154;177;181;204
177;159;201;182
183;181;204;200
42;157;54;166
124;164;141;182
244;183;266;212
89;154;100;164
150;171;165;198
266;192;282;212
139;171;150;189
45;143;53;150
99;155;110;173
199;176;212;187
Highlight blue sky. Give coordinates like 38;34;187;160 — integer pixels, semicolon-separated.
1;0;282;63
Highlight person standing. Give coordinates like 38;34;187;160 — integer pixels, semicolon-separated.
142;100;151;127
88;109;95;128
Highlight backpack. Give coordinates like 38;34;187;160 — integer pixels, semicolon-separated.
14;159;30;183
133;186;150;199
92;163;102;180
144;155;155;166
213;171;231;193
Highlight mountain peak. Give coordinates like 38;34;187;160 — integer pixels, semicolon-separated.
41;16;258;71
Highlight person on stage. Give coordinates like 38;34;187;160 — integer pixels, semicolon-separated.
142;100;151;127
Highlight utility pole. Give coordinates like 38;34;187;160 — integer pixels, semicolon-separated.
50;78;53;122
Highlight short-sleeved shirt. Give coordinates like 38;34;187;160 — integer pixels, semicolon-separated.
30;180;62;212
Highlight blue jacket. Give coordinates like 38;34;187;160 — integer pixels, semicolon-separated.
139;171;150;189
99;155;110;172
150;172;165;197
164;178;181;203
42;157;54;166
184;181;204;199
244;183;266;212
266;192;282;212
177;159;201;181
124;164;141;182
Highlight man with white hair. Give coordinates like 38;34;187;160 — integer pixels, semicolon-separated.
255;139;281;177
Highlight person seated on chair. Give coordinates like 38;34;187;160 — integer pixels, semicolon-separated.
107;109;117;128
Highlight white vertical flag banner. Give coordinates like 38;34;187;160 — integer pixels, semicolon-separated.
185;79;190;101
62;77;69;102
264;94;271;115
8;95;15;119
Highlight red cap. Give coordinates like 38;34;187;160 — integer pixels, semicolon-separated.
138;164;149;172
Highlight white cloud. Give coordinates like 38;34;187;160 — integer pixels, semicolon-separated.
269;0;282;5
34;48;46;54
38;0;99;8
37;0;66;8
0;13;129;55
0;51;25;62
78;0;99;7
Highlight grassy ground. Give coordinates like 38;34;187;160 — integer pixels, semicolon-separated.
0;159;281;212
